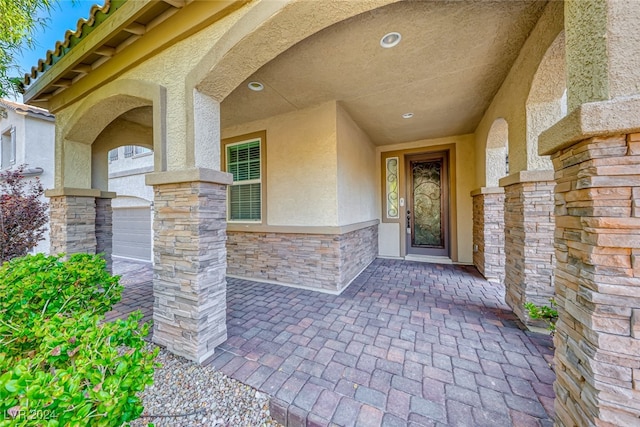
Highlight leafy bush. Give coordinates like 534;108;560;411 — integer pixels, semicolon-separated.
0;166;48;263
0;254;122;356
524;298;558;335
0;254;158;426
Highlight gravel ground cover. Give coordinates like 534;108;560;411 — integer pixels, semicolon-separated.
130;346;282;427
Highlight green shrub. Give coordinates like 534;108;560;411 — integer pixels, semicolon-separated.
524;298;558;335
0;254;157;426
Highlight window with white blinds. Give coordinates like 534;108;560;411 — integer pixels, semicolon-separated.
226;139;262;221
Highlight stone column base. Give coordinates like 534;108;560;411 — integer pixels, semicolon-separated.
95;194;115;272
471;187;505;283
551;134;640;427
46;188;103;257
499;171;555;326
146;169;232;363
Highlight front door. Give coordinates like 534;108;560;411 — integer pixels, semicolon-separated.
406;152;449;257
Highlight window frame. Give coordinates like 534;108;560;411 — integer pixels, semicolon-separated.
221;130;267;224
133;146;152;157
1;126;16;170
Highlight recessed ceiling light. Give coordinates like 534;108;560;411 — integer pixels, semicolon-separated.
380;32;402;48
248;81;264;91
402;113;414;119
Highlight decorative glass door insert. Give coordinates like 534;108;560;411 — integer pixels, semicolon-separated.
406;153;449;257
412;159;443;247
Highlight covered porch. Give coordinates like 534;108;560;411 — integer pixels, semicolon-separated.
110;258;555;426
22;0;640;425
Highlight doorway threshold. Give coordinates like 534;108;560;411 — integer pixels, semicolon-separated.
404;254;453;264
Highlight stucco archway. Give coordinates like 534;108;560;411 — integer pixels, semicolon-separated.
181;0;399;170
486;118;509;187
47;79;164;284
190;1;400;103
61;79;166;187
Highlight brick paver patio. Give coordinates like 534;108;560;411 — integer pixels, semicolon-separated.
110;258;555;427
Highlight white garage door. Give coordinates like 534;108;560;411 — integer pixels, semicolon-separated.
113;207;152;261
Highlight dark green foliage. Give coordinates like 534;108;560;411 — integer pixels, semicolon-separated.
0;0;54;97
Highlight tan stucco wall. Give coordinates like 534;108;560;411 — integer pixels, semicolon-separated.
474;1;564;186
47;1;262;189
222;101;339;227
336;103;377;226
377;134;476;264
47;0;399;190
378;223;401;258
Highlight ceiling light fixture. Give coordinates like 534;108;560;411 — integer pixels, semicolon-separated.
402;113;414;119
380;32;402;48
248;81;264;91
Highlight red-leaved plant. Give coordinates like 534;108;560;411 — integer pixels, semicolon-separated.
0;165;48;263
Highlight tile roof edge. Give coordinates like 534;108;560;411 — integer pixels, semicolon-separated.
23;0;114;87
0;99;55;118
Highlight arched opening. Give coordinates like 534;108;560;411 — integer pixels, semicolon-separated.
49;80;163;276
61;80;166;188
486;118;509;187
80;100;156;265
187;0;549;284
91;106;154;192
100;122;154;263
526;31;566;170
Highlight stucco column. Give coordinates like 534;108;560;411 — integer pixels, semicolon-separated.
95;193;116;272
471;187;505;283
565;0;640;112
499;171;555;326
45;188;102;257
192;90;221;170
145;168;232;363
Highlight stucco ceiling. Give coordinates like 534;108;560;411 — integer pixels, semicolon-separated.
220;0;548;145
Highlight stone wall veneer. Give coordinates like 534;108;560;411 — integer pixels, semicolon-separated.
552;134;640;427
500;171;555;326
95;196;114;271
471;187;505;283
150;175;230;363
227;224;378;293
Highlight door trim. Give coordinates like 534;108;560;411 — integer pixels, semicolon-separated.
405;151;450;257
379;143;458;261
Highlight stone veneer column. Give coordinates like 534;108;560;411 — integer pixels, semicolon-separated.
499;171;555;326
471;187;505;283
95;193;115;271
45;188;102;256
146;169;232;363
549;134;640;426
